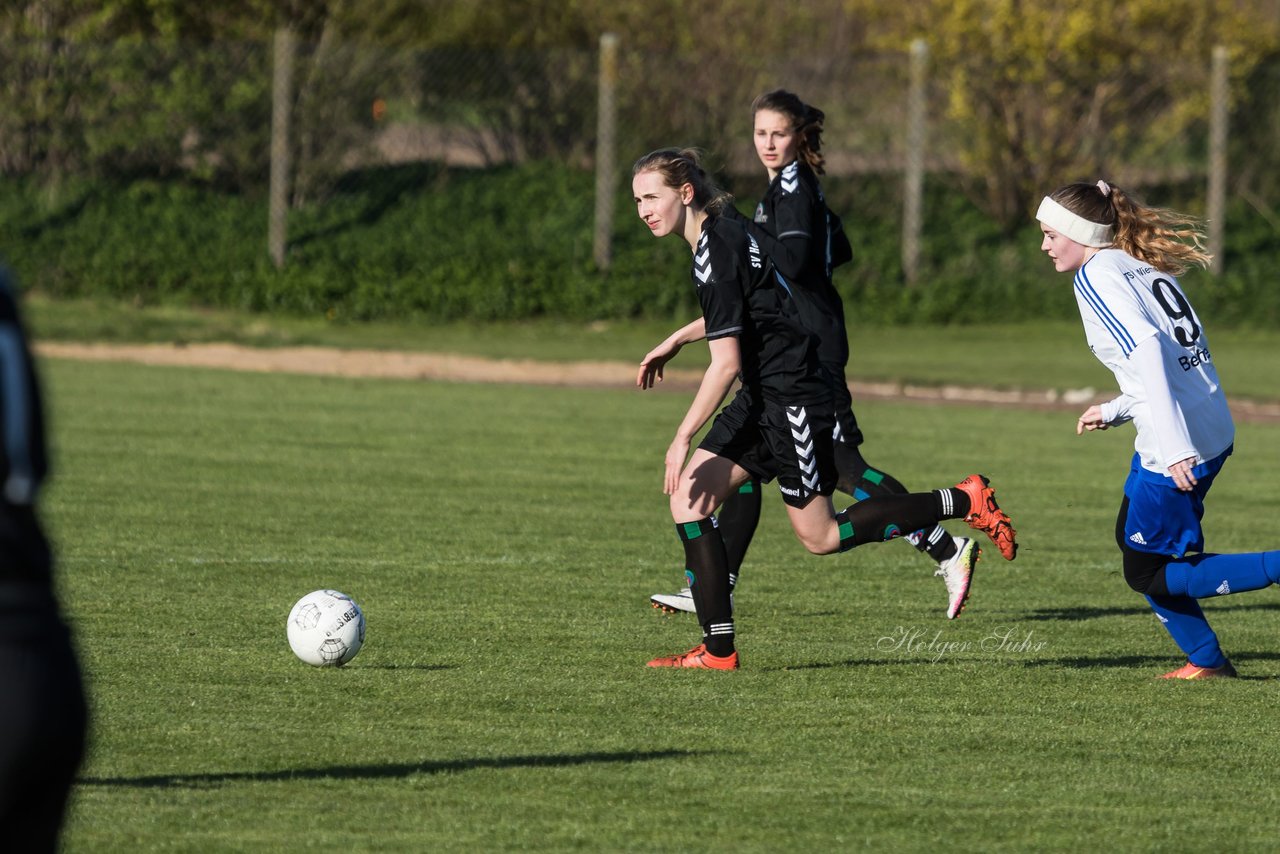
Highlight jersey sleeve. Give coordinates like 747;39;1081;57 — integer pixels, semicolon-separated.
693;230;745;341
763;165;821;283
1072;260;1159;358
1100;393;1136;425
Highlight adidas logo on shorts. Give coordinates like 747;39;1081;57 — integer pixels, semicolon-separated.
1129;532;1147;546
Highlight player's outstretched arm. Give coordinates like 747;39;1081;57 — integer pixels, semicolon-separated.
637;317;707;390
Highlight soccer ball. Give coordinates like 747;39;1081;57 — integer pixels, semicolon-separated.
287;589;366;667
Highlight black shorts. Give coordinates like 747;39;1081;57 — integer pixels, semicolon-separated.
699;389;837;508
827;371;864;448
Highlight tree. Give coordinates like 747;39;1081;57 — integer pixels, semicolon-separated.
848;0;1280;231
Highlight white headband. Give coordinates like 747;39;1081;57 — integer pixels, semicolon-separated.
1036;197;1114;247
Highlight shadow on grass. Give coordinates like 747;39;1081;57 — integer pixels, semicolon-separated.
1022;654;1169;669
1025;651;1280;680
1204;601;1280;613
78;748;704;789
356;663;456;671
770;657;898;672
1022;605;1148;621
1024;600;1280;622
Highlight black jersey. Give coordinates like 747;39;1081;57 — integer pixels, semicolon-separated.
748;160;852;371
692;214;828;405
0;272;51;586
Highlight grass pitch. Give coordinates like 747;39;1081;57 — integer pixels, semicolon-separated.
46;357;1280;852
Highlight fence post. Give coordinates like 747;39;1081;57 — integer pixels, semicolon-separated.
902;38;928;287
269;27;296;270
1207;44;1228;276
593;32;619;271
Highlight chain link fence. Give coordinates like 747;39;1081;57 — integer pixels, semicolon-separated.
0;32;1276;312
6;35;1271;191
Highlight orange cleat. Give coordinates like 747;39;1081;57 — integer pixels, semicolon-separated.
954;474;1017;561
1159;659;1238;680
646;643;739;670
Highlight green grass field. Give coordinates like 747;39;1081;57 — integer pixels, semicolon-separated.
43;354;1280;852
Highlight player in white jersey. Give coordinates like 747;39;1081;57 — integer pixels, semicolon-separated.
1038;179;1280;679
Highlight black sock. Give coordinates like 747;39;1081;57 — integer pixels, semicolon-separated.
837;493;947;549
717;480;761;591
675;517;734;656
935;487;972;520
916;527;958;562
834;444;908;499
835;446;960;561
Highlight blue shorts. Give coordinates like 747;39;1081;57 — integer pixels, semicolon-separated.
1121;447;1232;558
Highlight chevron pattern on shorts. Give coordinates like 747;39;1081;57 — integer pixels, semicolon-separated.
787;405;820;494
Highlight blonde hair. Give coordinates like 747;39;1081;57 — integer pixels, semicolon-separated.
751;89;826;175
1048;181;1212;276
631;148;733;216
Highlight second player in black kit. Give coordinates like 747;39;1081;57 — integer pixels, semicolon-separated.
649;90;979;623
691;195;838;507
632;148;1018;669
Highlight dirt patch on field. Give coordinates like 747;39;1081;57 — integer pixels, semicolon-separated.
35;341;1280;423
36;341;648;389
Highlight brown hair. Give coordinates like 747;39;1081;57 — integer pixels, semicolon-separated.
751;89;826;175
1048;181;1212;276
631;148;733;216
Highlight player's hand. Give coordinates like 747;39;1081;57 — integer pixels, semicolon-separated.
663;436;689;495
1076;405;1109;435
1168;457;1198;492
637;340;682;390
636;354;666;389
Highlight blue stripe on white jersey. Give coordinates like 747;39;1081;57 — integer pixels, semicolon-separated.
1074;263;1137;355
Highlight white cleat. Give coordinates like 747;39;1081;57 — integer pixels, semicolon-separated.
650;587;696;614
649;587;733;615
934;537;979;619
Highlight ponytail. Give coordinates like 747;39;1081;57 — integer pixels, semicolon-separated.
1047;181;1212;276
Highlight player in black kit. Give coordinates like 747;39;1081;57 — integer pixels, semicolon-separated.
0;268;88;851
649;91;980;622
631;149;1018;669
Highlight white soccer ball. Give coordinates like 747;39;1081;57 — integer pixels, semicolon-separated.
287;589;366;667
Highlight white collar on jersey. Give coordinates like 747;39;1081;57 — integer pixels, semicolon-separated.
1036;197;1114;247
